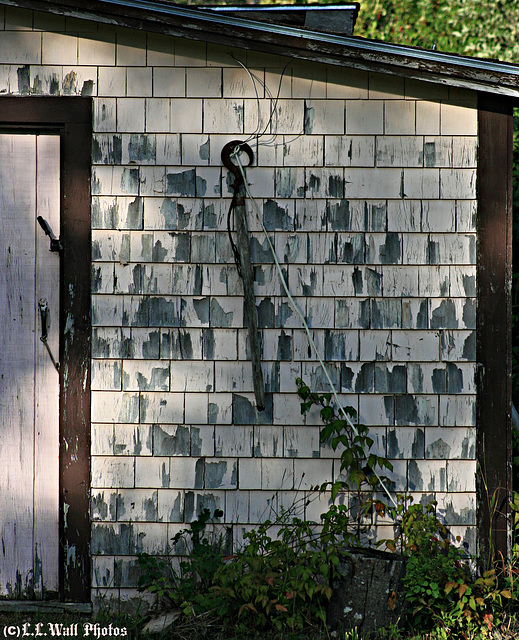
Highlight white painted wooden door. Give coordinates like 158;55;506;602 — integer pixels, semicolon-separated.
0;134;60;599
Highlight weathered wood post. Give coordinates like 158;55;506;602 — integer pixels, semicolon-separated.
221;140;265;411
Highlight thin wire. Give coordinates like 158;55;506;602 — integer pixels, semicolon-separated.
232;147;397;509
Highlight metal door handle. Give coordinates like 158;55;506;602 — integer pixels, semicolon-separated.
37;216;62;253
38;299;59;372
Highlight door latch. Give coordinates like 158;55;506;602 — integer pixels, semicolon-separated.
37;216;62;253
38;299;60;373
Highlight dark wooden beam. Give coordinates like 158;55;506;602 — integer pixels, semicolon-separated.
477;93;513;563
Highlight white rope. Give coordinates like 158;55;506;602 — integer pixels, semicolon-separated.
231;146;397;508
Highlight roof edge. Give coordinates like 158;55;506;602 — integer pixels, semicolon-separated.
2;0;519;98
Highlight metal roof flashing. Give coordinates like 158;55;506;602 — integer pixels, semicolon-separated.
1;0;519;98
205;4;360;36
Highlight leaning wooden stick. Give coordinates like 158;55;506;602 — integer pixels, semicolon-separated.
222;141;265;411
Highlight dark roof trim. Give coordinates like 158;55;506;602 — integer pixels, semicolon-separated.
3;0;519;97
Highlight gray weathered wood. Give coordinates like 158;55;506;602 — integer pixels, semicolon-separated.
234;184;265;412
0;133;37;598
0;133;59;598
34;134;60;597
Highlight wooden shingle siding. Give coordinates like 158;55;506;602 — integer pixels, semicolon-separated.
0;6;503;611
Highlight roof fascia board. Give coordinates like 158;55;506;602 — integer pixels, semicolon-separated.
3;0;519;98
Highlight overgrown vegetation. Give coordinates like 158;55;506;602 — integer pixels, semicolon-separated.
131;383;519;639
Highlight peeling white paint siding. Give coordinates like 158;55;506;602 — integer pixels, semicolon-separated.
0;6;482;608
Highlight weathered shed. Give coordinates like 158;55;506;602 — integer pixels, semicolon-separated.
0;0;516;612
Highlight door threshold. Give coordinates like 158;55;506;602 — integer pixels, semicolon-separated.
0;601;92;614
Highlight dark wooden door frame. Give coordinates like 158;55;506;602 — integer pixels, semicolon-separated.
477;93;513;563
0;97;91;602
